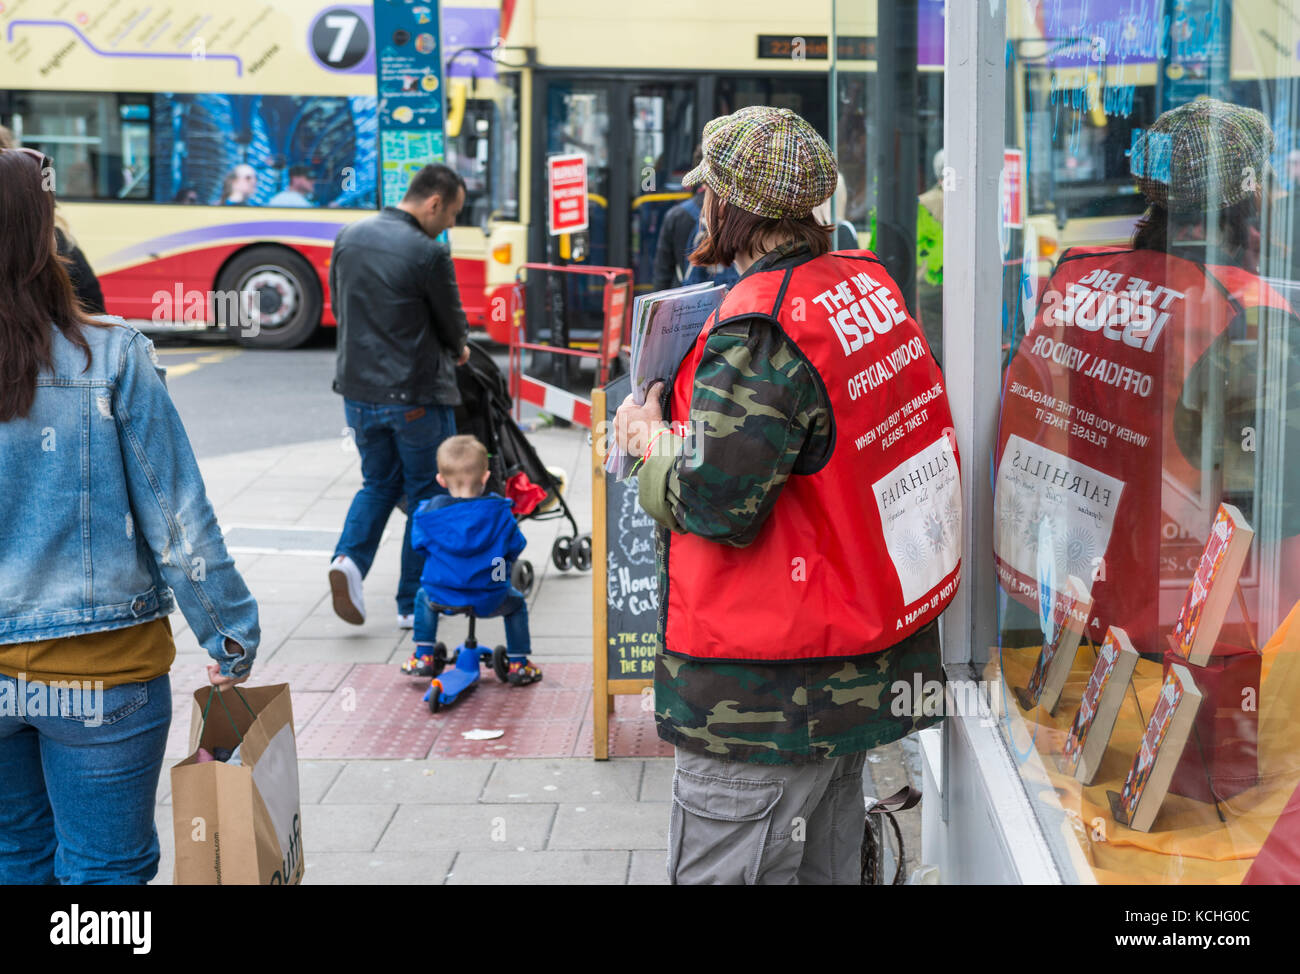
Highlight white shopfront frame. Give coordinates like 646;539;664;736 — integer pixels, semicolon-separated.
922;0;1069;885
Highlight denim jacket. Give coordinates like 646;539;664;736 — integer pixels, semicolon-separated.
0;318;259;676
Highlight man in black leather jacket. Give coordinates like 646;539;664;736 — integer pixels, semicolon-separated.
328;164;471;630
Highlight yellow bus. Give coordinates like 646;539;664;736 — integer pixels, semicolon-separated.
0;0;506;347
480;0;872;340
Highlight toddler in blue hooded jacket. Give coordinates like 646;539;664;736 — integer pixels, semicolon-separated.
405;435;535;677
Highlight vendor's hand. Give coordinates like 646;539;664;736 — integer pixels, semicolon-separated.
614;381;665;457
457;344;471;366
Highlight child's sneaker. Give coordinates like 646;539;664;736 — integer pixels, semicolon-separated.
506;660;542;686
401;645;442;677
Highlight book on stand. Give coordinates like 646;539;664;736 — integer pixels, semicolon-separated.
1059;626;1140;784
1015;574;1092;715
1169;502;1254;666
1108;663;1203;832
604;282;727;480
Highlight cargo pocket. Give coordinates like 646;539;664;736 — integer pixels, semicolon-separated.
668;766;784;885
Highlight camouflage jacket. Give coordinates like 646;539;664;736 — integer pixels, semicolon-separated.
637;242;945;764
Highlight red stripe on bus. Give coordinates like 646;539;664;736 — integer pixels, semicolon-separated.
95;242;488;329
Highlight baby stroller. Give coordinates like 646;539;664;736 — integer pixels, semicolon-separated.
453;341;591;596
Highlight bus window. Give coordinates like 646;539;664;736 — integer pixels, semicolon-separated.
9;92;151;201
714;76;829;142
630;82;696;290
632;83;696;192
445;93;495;228
489;73;521;223
546;82;611;265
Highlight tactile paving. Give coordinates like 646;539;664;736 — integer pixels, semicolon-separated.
167;660;668;760
577;692;674;758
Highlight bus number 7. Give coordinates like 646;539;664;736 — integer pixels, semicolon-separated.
323;13;358;64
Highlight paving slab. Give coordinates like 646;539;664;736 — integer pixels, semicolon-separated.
547;801;669;851
299;760;347;804
376;803;556;852
480;758;644;803
300;803;397;853
304;851;455;885
272;636;402;664
628;850;670;886
445;850;627;885
323;759;494;804
639;759;675;802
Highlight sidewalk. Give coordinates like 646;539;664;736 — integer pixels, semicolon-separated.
154;423;923;884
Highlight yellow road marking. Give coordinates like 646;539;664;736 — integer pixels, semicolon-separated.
162;348;241;378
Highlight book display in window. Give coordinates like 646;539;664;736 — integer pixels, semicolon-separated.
1015;575;1092;715
1108;664;1203;832
1059;626;1139;784
1169;503;1254;667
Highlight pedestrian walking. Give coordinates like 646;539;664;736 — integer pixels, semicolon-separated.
329;163;471;629
0;146;260;884
613;106;962;885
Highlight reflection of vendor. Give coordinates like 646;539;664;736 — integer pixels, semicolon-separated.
995;98;1300;652
268;166;314;207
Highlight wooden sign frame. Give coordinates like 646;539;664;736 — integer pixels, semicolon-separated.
591;385;654;759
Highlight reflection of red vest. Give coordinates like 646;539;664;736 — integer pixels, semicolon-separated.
663;251;962;662
996;246;1293;650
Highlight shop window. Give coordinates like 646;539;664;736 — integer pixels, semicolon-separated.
991;0;1300;885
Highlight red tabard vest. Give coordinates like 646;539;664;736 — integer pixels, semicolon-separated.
996;246;1295;651
663;250;963;663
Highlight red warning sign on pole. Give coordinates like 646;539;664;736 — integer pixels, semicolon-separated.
547;153;589;236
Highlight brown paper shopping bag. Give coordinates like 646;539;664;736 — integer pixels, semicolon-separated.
171;683;304;884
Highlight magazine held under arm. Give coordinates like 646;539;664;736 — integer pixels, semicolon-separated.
604;282;728;480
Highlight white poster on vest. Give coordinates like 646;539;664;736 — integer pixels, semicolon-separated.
873;434;962;604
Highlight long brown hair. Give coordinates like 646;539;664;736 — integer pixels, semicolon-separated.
0;150;101;421
690;187;833;268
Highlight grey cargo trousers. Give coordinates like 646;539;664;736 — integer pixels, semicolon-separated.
667;745;867;885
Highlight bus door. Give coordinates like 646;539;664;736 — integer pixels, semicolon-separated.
628;81;697;292
529;76;698;389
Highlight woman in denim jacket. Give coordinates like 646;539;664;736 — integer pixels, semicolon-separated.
0;148;260;884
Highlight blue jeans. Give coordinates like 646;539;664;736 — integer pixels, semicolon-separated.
0;672;171;885
335;400;456;615
415;588;532;658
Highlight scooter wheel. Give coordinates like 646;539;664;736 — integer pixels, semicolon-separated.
428;681;443;714
551;536;573;571
512;559;535;596
429;642;449;677
492;645;511;683
573;533;593;572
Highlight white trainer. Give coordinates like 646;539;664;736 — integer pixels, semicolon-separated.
396;613;414;630
328;555;366;625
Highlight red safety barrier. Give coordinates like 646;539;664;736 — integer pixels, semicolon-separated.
503;263;632;429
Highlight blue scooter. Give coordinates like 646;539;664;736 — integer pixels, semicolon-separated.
421;603;537;713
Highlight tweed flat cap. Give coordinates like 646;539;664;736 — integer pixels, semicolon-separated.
682;106;837;220
1130;97;1274;213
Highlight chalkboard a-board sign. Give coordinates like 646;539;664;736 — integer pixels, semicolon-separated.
591;373;658;759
